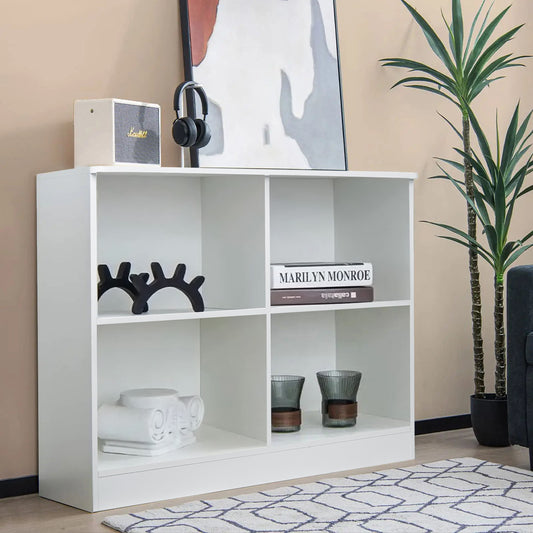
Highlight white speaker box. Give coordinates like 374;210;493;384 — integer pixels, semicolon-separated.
74;98;161;167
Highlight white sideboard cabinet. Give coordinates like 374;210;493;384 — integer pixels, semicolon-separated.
37;166;416;511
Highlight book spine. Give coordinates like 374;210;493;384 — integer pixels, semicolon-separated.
271;286;374;306
270;263;373;289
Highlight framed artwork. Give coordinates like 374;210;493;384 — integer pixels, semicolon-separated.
179;0;347;170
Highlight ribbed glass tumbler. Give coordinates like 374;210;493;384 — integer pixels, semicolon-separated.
316;370;362;427
271;375;305;432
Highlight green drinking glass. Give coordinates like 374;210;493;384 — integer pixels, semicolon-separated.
316;370;362;427
271;375;305;432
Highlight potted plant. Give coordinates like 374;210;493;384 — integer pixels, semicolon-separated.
381;0;528;441
429;103;533;445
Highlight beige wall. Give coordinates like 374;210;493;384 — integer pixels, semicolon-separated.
1;0;532;480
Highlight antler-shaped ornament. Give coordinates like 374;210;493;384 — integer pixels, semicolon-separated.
97;262;149;312
129;262;205;315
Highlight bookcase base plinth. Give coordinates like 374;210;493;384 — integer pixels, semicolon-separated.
95;428;413;512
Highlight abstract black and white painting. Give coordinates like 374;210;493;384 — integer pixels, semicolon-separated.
179;0;347;170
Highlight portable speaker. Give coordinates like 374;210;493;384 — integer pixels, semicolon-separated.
74;98;161;167
172;81;211;149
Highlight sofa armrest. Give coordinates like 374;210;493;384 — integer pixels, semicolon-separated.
507;266;533;447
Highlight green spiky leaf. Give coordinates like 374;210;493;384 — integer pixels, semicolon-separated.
400;0;457;75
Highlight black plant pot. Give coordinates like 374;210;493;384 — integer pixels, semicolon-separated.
470;394;510;447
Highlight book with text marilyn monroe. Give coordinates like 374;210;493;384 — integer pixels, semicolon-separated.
270;262;373;289
271;286;374;306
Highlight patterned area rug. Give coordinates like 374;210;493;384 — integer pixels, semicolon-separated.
103;457;533;532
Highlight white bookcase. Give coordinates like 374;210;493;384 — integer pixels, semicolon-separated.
37;166;416;511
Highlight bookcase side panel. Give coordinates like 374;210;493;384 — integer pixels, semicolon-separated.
270;178;335;263
200;316;268;442
96;174;202;313
334;179;411;301
37;169;97;511
335;307;411;421
201;175;266;310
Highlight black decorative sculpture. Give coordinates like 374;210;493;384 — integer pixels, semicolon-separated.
130;262;205;314
97;261;205;315
97;262;149;312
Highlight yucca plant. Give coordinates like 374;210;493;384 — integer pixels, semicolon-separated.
381;0;528;397
427;103;533;399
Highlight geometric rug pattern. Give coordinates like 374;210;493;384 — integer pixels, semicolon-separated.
103;457;533;532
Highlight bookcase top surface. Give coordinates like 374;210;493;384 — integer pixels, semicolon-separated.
37;165;417;181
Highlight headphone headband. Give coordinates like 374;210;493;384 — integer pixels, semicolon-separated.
173;81;208;119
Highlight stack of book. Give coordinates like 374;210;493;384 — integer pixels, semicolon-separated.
270;262;374;306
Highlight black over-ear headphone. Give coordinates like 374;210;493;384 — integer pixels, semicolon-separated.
172;81;211;149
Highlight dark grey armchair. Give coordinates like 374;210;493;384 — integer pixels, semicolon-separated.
507;264;533;469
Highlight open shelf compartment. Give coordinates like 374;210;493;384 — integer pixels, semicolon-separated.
270;306;412;441
96;171;267;315
96;314;269;476
269;175;412;302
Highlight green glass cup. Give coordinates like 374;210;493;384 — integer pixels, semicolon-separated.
316;370;362;427
271;375;305;432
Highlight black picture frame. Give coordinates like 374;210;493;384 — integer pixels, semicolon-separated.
179;0;199;167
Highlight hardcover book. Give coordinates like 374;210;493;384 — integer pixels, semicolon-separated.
271;262;373;289
271;286;374;306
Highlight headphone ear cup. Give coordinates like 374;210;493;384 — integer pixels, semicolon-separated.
172;117;198;147
193;119;211;149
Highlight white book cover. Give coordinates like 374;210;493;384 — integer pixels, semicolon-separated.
271;262;373;289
